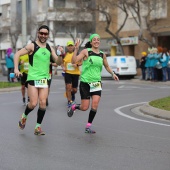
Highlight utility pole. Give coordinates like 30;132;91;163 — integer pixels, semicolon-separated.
22;0;27;46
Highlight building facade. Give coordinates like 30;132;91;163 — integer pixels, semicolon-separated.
1;0;169;76
94;0;170;75
0;0;96;74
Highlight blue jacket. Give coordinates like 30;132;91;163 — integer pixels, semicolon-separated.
145;54;152;67
160;53;169;68
152;53;159;67
5;53;14;69
149;54;156;67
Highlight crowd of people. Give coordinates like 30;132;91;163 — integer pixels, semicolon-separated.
140;46;170;82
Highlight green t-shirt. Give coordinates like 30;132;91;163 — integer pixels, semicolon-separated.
80;48;103;83
27;43;51;81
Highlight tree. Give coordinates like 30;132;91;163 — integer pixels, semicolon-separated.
47;0;95;48
85;0;130;55
124;0;170;47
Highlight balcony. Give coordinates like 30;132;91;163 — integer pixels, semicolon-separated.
36;13;47;22
37;10;93;22
0;18;11;32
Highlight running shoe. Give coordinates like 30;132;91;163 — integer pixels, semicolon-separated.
67;101;76;108
18;116;27;130
34;127;45;136
85;127;96;134
67;104;76;117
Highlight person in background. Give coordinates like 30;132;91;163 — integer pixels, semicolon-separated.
159;47;169;82
61;40;81;107
67;34;119;134
151;47;159;81
167;50;170;81
19;53;29;105
140;52;147;80
145;48;152;80
5;48;14;82
46;57;58;106
149;48;156;81
156;46;163;81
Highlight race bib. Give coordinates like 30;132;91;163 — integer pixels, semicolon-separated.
89;82;102;92
34;79;48;88
24;63;29;70
67;63;75;71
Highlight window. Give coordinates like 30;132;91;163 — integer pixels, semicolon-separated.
49;0;53;8
16;1;22;21
65;0;77;8
56;24;76;33
150;0;167;19
38;0;43;12
54;0;65;8
7;5;10;18
127;6;137;18
26;0;31;16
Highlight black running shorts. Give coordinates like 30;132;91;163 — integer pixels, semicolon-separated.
64;73;79;88
79;81;102;100
21;72;28;85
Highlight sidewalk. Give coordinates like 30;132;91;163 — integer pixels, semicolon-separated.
0;73;170;120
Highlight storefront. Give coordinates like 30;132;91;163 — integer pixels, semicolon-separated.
157;33;170;50
107;36;138;56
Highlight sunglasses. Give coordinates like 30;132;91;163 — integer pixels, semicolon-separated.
39;32;49;36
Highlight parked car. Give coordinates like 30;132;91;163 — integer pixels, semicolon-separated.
101;56;137;78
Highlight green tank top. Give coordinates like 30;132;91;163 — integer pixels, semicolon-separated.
80;48;103;83
27;42;51;81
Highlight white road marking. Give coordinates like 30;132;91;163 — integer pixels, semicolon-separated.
114;102;170;127
118;85;140;89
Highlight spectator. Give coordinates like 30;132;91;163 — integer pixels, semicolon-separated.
159;47;169;82
145;48;152;80
156;46;163;81
5;48;14;82
140;52;147;80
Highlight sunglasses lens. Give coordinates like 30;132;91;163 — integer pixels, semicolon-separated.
39;32;48;36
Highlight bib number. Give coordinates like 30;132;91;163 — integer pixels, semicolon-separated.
24;63;29;70
89;82;102;92
34;79;48;88
67;63;75;71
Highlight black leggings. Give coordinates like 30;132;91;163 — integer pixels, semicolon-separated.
7;68;14;82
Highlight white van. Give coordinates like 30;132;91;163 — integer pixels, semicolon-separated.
101;56;137;78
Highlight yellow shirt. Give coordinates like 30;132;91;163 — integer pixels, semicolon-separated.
63;52;80;75
19;54;29;74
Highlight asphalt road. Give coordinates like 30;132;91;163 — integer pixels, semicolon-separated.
1;77;170;170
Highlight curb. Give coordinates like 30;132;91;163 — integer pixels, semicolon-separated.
140;103;170;120
0;87;20;92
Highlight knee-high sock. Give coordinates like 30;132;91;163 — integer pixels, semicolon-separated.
75;104;81;110
24;104;34;116
88;108;97;124
37;108;46;124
